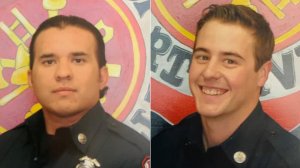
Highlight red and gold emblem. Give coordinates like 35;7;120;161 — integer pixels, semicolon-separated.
152;0;300;132
0;0;146;133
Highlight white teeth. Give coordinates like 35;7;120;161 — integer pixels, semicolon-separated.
202;87;225;95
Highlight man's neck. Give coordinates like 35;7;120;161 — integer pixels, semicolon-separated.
43;110;88;135
201;101;259;148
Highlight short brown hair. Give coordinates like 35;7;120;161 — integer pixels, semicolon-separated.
195;4;274;71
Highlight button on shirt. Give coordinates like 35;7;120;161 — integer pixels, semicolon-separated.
152;102;300;168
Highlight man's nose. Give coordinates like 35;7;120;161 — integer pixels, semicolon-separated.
55;60;72;81
201;60;221;80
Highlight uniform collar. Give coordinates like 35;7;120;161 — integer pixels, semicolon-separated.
26;102;107;156
68;102;106;154
185;113;204;151
185;102;267;168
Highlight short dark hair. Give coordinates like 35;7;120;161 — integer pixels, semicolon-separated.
29;15;108;98
195;4;274;71
29;15;106;69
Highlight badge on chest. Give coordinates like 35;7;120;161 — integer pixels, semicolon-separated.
76;156;100;168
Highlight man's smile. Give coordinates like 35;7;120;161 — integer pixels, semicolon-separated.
200;86;228;96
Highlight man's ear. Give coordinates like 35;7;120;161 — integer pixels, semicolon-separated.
99;66;108;90
257;61;272;87
28;70;32;87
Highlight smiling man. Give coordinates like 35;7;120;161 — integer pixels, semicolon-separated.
152;4;300;168
0;15;149;168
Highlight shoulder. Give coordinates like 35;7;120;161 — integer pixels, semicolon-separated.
0;111;43;161
152;112;199;143
99;113;149;167
264;115;300;167
0;122;27;140
104;113;149;152
0;122;29;161
151;112;200;166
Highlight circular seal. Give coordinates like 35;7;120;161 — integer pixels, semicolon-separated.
151;1;300;133
152;0;300;51
0;0;146;132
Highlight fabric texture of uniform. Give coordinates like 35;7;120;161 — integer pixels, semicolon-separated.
0;102;149;168
152;102;300;168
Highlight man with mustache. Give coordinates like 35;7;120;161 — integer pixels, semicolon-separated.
152;4;300;168
0;15;149;168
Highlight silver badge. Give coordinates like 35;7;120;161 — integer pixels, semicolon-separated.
76;156;100;168
233;151;247;164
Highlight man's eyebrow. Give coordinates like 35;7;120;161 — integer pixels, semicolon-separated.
193;48;246;60
193;47;209;53
222;51;245;60
38;52;89;60
71;52;88;56
38;53;55;59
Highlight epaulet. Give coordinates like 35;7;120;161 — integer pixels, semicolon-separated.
0;111;43;161
178;112;200;124
169;112;199;132
152;112;199;141
0;122;27;161
0;120;28;139
266;117;300;167
104;112;149;153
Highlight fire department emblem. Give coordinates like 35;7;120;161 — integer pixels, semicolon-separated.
151;0;300;137
0;0;147;133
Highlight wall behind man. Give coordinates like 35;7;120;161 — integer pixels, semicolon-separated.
0;0;150;140
151;0;300;138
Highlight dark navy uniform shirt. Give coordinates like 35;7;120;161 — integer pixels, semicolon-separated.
152;102;300;168
0;102;149;168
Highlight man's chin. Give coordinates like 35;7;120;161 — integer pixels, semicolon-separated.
198;111;222;119
43;106;83;118
53;111;81;118
196;104;224;118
